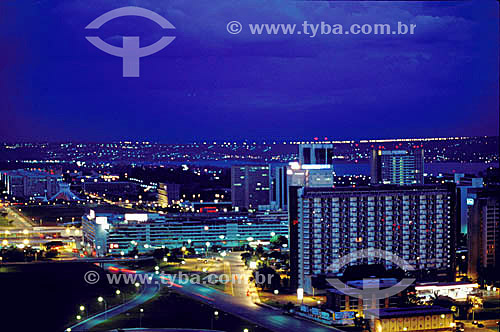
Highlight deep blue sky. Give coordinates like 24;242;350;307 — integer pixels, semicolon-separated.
0;0;498;143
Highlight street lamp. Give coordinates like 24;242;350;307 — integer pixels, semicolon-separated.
211;310;219;329
181;246;187;258
79;305;87;318
274;290;279;295
116;289;125;303
139;308;144;327
97;296;107;319
205;242;211;258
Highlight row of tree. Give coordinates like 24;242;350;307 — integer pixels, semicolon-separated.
1;246;57;262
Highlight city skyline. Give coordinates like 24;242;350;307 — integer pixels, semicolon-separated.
0;1;499;331
0;134;497;144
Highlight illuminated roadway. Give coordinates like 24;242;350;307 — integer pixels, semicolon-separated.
66;268;160;332
64;255;341;332
4;206;34;228
165;258;342;332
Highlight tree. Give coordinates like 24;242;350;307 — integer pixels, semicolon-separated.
430;295;455;309
253;266;280;290
255;245;265;257
128;246;139;258
152;248;168;261
241;252;252;266
402;286;422;306
45;249;58;259
270;235;288;249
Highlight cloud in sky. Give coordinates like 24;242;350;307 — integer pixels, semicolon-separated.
0;0;497;142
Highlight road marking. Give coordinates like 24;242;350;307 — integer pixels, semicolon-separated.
225;261;235;296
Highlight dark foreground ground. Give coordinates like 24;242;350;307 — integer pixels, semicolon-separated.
0;263;270;332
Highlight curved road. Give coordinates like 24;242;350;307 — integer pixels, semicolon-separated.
66;274;160;331
66;262;341;332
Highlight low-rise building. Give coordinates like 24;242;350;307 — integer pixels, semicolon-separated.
467;186;500;281
0;169;62;199
326;278;406;316
158;183;180;207
365;306;455;332
82;210;288;256
415;281;479;303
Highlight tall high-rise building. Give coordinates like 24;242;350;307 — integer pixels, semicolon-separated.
453;174;483;233
270;162;334;211
467;187;500;281
231;165;270;210
269;164;289;211
371;149;424;185
299;143;334;165
158;183;181;207
291;185;456;294
271;143;335;211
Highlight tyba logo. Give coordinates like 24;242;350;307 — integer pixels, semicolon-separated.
85;7;175;77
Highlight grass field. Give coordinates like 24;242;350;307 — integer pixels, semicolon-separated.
93;287;270;332
0;262;127;331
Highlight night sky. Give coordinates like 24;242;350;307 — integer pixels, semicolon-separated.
0;0;498;143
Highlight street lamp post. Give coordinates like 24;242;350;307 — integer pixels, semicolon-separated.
211;310;219;329
79;305;87;318
97;296;107;320
139;308;144;327
116;289;125;303
205;242;211;258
